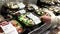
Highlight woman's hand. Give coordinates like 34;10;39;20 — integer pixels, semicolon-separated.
40;14;51;24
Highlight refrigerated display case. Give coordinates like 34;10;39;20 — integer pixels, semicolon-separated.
0;0;60;34
0;1;44;34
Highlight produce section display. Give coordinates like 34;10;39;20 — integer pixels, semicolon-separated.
0;2;45;34
1;0;60;34
1;2;44;26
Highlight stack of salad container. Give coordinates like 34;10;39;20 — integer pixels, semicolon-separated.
1;0;60;34
0;1;46;34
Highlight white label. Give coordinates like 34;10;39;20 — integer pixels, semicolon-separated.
26;13;41;24
18;9;26;14
58;31;60;34
57;0;60;3
17;2;25;9
1;23;18;34
29;4;38;10
43;8;55;17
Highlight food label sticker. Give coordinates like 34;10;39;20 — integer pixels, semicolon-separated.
1;23;18;34
18;9;26;14
26;13;41;24
17;2;25;9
